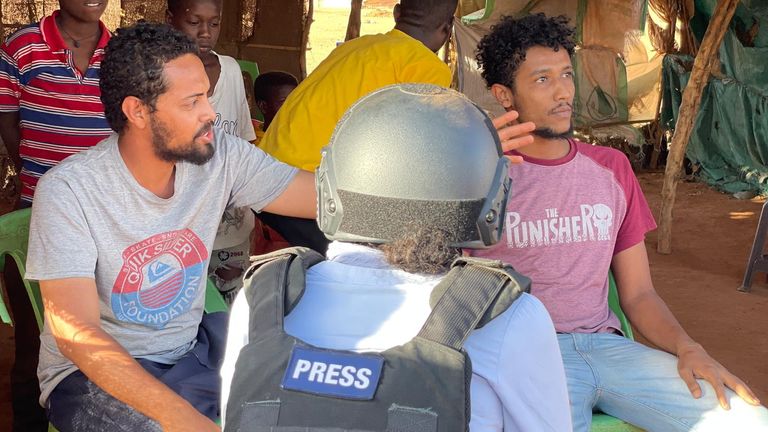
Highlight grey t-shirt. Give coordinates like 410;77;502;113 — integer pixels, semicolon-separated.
26;127;298;404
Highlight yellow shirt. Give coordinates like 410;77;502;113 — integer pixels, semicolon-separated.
260;29;452;171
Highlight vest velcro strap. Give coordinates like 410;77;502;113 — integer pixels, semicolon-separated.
244;247;325;338
418;264;513;350
387;405;438;432
235;401;437;432
239;400;281;429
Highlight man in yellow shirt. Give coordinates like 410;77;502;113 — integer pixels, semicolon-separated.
258;0;457;253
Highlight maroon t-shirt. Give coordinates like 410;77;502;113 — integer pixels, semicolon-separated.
473;140;657;333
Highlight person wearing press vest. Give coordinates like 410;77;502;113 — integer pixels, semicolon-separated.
221;84;572;431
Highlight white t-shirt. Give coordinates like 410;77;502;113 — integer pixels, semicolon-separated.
222;242;572;431
209;52;258;250
209;52;256;142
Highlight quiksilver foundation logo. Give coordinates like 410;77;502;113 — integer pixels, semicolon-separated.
111;229;208;329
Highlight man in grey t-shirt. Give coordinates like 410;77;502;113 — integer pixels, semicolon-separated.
25;23;315;432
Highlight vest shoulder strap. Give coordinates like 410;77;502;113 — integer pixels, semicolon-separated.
417;257;531;350
243;247;325;338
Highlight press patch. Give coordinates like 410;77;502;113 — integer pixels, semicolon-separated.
281;345;384;400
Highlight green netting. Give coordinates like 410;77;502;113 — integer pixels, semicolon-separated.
660;0;768;194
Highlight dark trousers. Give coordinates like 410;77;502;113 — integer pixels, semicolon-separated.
257;212;329;255
46;312;228;432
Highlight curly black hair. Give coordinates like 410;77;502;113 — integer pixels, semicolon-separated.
100;22;198;133
476;13;576;89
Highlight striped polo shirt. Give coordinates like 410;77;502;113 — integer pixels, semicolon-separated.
0;11;112;204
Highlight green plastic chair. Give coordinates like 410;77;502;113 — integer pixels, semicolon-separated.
591;272;643;432
0;208;44;329
236;59;259;83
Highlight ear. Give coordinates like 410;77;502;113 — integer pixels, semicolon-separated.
393;4;401;22
165;10;173;25
490;83;515;111
122;96;150;130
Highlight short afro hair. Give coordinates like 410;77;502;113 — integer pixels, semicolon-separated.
253;71;298;102
476;13;576;89
397;0;458;30
100;22;198;133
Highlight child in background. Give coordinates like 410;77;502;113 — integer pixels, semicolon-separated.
167;0;257;303
253;71;298;145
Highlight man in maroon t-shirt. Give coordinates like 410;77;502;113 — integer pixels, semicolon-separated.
474;13;768;431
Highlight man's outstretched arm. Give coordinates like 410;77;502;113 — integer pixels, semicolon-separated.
612;242;761;410
41;277;220;432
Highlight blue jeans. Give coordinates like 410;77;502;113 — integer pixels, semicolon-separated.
46;312;228;432
558;333;768;432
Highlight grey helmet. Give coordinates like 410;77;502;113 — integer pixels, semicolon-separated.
316;83;511;249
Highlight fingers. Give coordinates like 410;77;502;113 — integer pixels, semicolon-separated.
497;121;536;144
724;373;762;406
492;110;536;156
679;366;702;400
500;134;534;155
708;374;730;410
492;110;520;128
505;154;525;164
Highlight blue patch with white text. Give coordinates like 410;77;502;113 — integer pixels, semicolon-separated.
281;345;384;400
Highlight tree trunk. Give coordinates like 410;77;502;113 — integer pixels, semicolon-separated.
657;0;739;254
345;0;363;41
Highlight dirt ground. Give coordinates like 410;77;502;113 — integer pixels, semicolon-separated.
1;173;767;430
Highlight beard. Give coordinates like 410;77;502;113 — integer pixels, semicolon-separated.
533;123;574;140
150;116;215;165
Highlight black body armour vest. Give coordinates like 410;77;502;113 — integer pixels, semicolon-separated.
225;247;531;432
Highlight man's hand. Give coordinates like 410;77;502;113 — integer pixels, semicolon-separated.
492;110;535;164
677;341;761;410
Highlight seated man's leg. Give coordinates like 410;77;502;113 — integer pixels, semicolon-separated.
47;312;227;431
47;370;162;432
557;333;602;432
587;333;768;432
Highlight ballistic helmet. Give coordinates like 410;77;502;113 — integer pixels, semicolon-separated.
316;83;510;249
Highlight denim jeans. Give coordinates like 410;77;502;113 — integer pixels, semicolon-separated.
46;312;228;432
558;333;768;432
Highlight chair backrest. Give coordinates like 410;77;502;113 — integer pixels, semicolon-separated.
237;59;260;83
608;271;634;340
0;208;44;329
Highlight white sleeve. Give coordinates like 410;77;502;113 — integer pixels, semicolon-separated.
469;375;504;431
220;289;251;428
238;93;257;142
465;293;572;432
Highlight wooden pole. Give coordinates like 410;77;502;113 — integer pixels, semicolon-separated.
657;0;739;254
299;0;314;79
345;0;363;41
